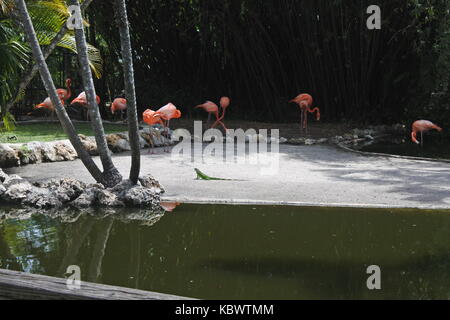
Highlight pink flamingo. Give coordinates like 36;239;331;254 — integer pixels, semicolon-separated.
34;97;59;112
195;97;229;131
111;98;127;120
290;93;320;133
56;78;72;103
33;79;72;117
153;103;182;152
143;108;164;153
160;202;181;212
71;91;101;121
411;120;442;147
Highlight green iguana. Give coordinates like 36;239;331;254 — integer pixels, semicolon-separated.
195;168;236;181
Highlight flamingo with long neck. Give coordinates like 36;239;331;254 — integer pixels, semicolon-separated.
34;78;71;117
411;120;442;147
56;78;72;104
290;93;320;134
71;91;101;121
196;97;229;131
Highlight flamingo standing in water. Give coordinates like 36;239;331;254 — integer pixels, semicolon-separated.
290;93;320;133
143;108;164;153
34;78;72;116
411;120;442;147
153;103;182;152
111;98;127;120
195;97;229;131
71;91;101;121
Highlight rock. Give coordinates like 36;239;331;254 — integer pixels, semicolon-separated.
41;143;58;162
97;189;124;207
305;139;315;145
2;179;35;202
279;137;288;144
317;138;329;144
53;142;77;161
24;142;46;163
139;175;165;194
139;135;149;149
288;138;305;145
3;174;24;187
107;134;131;153
78;134;98;155
0;184;6;196
0;144;20;168
122;185;160;207
34;178;86;202
109;179;134;196
0;169;8;183
70;185;102;208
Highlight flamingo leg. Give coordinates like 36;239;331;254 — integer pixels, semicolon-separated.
300;110;304;133
207;112;212;125
164;120;171;153
211;118;227;132
421;131;423;148
304;109;308;134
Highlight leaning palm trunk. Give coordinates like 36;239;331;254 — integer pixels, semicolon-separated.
69;0;122;187
4;0;93;116
114;0;140;184
13;0;104;184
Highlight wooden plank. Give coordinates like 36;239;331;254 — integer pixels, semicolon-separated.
0;269;193;300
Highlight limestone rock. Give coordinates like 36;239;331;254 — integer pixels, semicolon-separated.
107;133;131;153
138;175;165;194
53;142;77;161
78;134;98;155
70;185;103;208
97;189;124;207
0;169;8;183
0;144;20;167
122;185;160;207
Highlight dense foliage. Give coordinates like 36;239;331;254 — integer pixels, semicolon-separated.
90;0;449;125
2;0;449;126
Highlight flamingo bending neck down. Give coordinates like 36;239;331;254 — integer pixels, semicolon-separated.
153;103;182;152
111;98;127;120
195;96;230;131
71;91;101;121
290;93;320;134
411;120;442;146
35;97;58;112
143;108;164;154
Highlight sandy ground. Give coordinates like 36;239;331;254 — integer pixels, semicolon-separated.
7;142;450;209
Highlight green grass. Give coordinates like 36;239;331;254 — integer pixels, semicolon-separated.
0;123;128;144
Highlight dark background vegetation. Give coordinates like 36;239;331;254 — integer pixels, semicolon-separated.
16;0;450;125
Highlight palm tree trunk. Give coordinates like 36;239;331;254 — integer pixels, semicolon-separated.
114;0;140;184
4;0;94;116
69;0;122;187
13;0;104;184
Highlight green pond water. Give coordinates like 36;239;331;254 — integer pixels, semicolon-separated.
358;134;450;160
1;204;450;300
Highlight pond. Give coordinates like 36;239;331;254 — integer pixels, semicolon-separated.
1;204;450;300
357;134;450;160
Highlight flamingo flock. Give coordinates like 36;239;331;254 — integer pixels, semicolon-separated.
33;78;443;152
